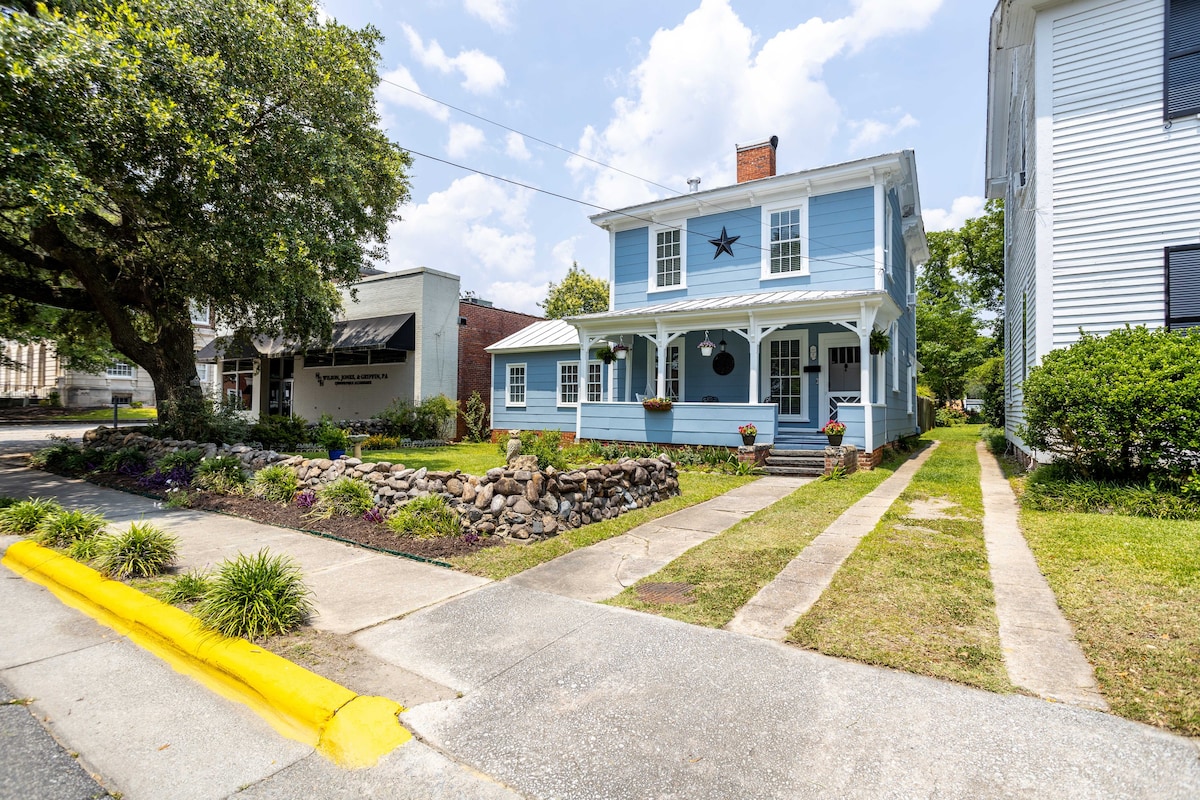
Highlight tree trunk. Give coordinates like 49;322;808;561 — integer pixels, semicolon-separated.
142;312;207;438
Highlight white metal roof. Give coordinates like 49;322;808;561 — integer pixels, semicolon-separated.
486;319;580;353
569;289;878;320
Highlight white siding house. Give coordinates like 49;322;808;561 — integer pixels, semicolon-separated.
986;0;1200;460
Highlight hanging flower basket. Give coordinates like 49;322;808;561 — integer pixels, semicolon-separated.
869;328;891;355
698;330;716;358
595;345;615;364
613;343;629;360
642;397;673;412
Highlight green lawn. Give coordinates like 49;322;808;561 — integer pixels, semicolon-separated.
787;425;1010;692
605;447;908;628
293;442;504;475
1020;506;1200;735
449;471;755;580
49;407;159;422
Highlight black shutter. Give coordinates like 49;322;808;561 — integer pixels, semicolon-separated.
1167;0;1200;119
1166;245;1200;329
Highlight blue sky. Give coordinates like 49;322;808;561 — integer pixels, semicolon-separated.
321;0;996;314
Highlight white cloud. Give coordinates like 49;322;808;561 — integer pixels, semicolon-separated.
463;0;513;31
377;66;449;122
447;123;486;157
551;236;581;268
403;24;507;94
923;195;986;232
505;132;531;161
570;0;943;209
847;112;918;153
384;175;545;312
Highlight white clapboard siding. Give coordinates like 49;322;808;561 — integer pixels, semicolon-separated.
1049;0;1200;348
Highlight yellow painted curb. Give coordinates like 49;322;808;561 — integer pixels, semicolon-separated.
2;540;411;767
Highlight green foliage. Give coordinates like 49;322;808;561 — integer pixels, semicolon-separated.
311;476;374;518
378;395;458;441
250;464;301;504
315;420;350;452
193;455;248;493
0;0;411;433
101;446;149;475
361;434;400;450
29;440;96;477
151;395;250;445
981;427;1008;456
33;509;107;549
160;570;212;605
157;448;203;473
0;497;63;534
248;415;309;451
1022;467;1200;520
164;488;193;508
966;355;1005;429
1020;326;1200;480
461;390;489;443
935;407;969;427
0;497;15;509
193;550;313;639
96;522;178;579
386;495;461;539
503;429;568;470
538;262;609;318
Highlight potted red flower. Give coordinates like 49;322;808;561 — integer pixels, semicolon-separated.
821;420;846;446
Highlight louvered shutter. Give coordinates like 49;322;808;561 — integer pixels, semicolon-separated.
1167;245;1200;329
1167;0;1200;119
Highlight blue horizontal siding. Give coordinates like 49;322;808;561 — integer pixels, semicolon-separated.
581;402;778;447
682;209;762;299
491;351;577;432
613;227;650;309
807;187;874;291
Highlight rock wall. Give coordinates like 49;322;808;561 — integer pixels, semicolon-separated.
80;427;679;542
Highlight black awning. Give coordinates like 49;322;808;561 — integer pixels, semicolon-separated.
329;313;415;351
195;335;279;363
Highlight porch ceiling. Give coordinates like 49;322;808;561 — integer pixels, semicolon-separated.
568;289;901;334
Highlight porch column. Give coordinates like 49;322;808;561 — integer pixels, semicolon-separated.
859;325;873;457
748;333;760;404
577;338;589;439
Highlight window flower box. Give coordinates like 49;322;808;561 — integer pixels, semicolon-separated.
642;397;673;412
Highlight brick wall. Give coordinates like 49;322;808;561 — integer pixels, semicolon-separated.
457;301;543;440
736;138;778;183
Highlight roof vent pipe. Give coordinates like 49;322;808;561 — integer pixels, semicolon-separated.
687;177;701;193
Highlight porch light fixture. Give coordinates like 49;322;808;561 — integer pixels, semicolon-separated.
613;337;628;360
698;331;716;357
719;338;727;353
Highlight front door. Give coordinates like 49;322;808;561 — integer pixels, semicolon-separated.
767;337;806;421
826;345;862;421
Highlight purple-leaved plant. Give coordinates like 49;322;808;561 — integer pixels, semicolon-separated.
363;507;385;524
295;490;316;509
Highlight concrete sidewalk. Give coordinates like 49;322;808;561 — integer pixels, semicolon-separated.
508;475;810;601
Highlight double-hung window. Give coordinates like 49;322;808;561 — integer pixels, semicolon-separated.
106;361;134;378
1166;244;1200;329
557;362;579;406
761;199;809;279
506;363;526;407
650;226;684;290
586;362;603;403
1166;0;1200;120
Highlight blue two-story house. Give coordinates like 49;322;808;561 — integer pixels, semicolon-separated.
489;139;929;464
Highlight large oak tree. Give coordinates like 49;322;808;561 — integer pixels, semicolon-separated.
0;0;410;428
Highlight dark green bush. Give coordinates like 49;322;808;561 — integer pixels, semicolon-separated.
250;464;302;504
981;427;1007;456
460;390;489;443
248;415;309;451
96;522;178;579
966;355;1005;429
193;455;248;494
500;429;568;470
151;394;249;445
311;476;374;518
0;497;63;534
1022;467;1200;520
102;446;149;475
194;550;312;638
386;495;461;539
378;395;457;440
935;406;968;427
34;509;108;550
1020;326;1200;481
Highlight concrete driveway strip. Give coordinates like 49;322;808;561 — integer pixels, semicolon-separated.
507;475;810;602
727;443;937;640
391;583;1200;800
977;442;1108;710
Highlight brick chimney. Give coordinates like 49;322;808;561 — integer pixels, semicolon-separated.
736;136;778;183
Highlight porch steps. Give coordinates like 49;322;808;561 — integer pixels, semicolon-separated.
764;448;825;478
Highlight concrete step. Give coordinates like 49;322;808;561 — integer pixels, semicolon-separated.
765;456;825;468
769;448;826;458
763;465;824;477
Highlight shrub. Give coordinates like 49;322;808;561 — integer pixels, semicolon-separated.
247;415;309;451
193;550;313;638
981;427;1007;456
102;446;149;476
164;488;193;509
160;571;211;605
386;495;461;539
378;394;457;440
1021;468;1200;520
95;522;178;579
0;497;15;510
361;434;400;450
966;355;1005;429
158;448;204;474
193;455;248;494
151;394;249;445
1020;326;1200;481
0;497;63;535
34;509;108;550
501;429;568;471
935;406;968;427
29;438;94;475
250;464;302;503
311;477;374;518
461;390;489;442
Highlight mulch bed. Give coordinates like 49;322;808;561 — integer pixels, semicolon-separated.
77;469;503;563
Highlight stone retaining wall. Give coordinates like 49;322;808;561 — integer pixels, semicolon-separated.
80;427;680;542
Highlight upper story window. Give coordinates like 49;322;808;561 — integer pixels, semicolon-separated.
1166;244;1200;329
651;226;684;291
1166;0;1200;120
761;199;809;279
506;363;526;407
106;361;134;378
190;301;212;327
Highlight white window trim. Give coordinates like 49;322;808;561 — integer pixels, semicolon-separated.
891;322;899;393
760;197;810;281
506;362;527;408
190;301;211;327
586;360;603;403
106;361;134;378
647;222;687;293
557;360;580;408
760;329;810;423
907;365;914;416
884;199;894;286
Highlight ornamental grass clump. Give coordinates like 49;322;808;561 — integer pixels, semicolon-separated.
33;508;107;550
159;570;212;606
96;522;178;579
386;495;460;539
0;497;63;535
193;550;313;639
250;464;301;504
311;476;374;518
193;455;248;494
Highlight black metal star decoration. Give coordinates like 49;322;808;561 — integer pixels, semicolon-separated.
708;226;740;259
